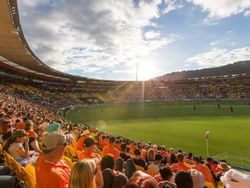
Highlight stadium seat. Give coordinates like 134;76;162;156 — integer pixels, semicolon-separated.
22;164;36;188
0;165;12;175
0;175;17;188
3;151;23;180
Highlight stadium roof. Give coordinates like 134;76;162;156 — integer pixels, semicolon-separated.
0;0;121;87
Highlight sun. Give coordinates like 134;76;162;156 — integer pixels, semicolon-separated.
137;62;158;81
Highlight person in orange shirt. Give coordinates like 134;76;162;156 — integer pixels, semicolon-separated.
101;136;120;160
193;156;214;184
128;142;137;156
171;153;190;173
75;129;90;151
98;134;107;149
79;137;101;162
36;133;70;188
206;157;221;174
16;119;25;129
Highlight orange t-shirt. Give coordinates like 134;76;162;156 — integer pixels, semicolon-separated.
99;139;107;149
171;162;190;172
193;164;214;183
128;144;136;155
101;144;120;160
36;154;70;188
27;130;37;138
79;150;101;160
75;135;88;151
16;122;25;129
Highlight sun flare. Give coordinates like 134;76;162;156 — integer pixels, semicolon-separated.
137;62;158;81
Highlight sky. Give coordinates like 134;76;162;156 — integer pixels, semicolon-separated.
18;0;250;81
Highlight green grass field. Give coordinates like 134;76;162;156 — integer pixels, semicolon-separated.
66;101;250;166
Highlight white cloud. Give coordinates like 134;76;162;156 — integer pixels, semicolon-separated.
208;31;235;47
188;0;250;19
209;41;219;46
186;47;250;67
144;31;161;40
244;9;250;16
162;0;184;14
17;0;179;79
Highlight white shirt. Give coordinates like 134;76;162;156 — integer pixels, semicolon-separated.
8;142;24;161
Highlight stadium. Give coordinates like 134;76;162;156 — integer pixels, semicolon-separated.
0;0;250;188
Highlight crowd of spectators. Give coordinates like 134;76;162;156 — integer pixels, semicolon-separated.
0;82;97;113
110;75;250;102
1;82;250;188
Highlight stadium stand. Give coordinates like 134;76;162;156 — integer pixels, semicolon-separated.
108;75;250;102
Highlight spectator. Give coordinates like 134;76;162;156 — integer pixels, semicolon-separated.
124;170;159;188
189;168;205;188
45;122;61;133
193;156;214;184
36;132;70;188
25;120;42;153
157;166;176;188
0;117;13;144
171;153;190;173
115;157;124;172
101;154;115;171
3;129;30;163
69;159;103;188
102;168;114;188
101;155;127;188
175;171;193;188
220;169;250;188
75;129;90;151
79;137;101;162
147;153;163;176
133;148;147;170
120;143;131;161
125;159;136;179
101;136;120;160
168;148;177;165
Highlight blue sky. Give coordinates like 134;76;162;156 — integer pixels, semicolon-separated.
18;0;250;80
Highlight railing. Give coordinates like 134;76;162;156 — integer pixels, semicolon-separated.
213;153;250;171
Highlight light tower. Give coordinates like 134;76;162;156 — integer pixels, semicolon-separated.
136;62;138;81
205;131;210;157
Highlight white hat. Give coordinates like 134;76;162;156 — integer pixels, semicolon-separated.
41;132;66;151
220;169;250;188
